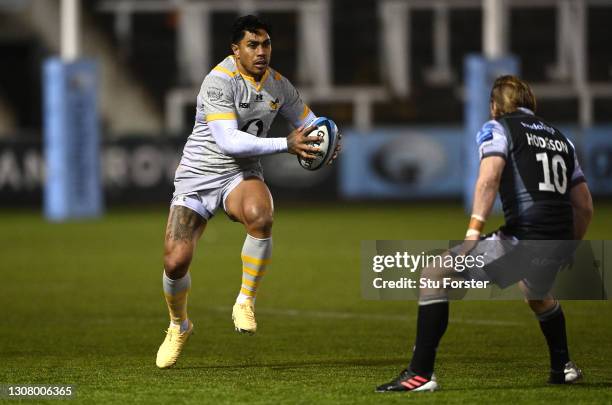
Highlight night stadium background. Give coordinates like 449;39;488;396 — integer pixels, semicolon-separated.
1;0;611;403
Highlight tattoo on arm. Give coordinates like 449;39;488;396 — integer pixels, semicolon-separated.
166;206;204;242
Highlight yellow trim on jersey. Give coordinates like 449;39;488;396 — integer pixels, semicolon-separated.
239;72;256;85
228;55;271;91
206;112;237;121
239;69;270;92
274;71;282;81
300;105;311;120
213;65;237;78
241;254;272;266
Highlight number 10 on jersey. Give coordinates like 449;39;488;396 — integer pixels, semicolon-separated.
536;152;567;194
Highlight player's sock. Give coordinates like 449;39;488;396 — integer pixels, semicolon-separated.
408;300;449;378
537;300;570;372
236;234;272;304
162;271;191;332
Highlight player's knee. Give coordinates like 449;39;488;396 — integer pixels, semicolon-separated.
163;251;192;279
243;205;274;234
418;266;447;300
526;298;553;313
525;299;540;312
421;266;442;282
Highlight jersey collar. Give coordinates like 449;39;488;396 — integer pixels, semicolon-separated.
229;55;270;92
517;107;534;115
240;69;270;92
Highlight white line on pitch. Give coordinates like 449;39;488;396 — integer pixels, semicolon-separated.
210;306;522;326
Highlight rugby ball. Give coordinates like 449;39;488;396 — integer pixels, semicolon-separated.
298;117;340;170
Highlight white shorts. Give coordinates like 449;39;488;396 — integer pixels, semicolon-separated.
170;170;263;220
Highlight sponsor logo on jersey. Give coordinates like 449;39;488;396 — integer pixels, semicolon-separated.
207;87;223;101
239;102;250;109
269;98;279;110
255;94;264;102
477;122;496;145
521;121;555;135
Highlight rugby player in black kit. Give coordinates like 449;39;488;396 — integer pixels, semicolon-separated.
377;75;594;393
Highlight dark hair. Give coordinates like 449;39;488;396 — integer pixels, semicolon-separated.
231;15;271;45
490;75;537;115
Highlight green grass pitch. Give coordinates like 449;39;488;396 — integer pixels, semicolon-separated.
1;202;611;404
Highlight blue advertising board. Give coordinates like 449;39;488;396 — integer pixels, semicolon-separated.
339;126;612;200
43;58;102;221
583;127;612;194
339;128;464;199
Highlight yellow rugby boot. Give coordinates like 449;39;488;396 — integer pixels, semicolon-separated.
155;321;193;369
232;302;257;334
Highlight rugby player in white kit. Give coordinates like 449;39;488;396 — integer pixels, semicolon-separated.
156;15;341;369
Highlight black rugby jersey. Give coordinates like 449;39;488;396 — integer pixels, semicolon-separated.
476;109;586;240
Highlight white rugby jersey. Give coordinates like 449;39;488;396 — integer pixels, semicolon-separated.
175;55;316;194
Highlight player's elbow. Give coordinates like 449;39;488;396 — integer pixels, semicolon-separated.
209;121;248;157
576;203;593;226
571;183;593;221
477;157;505;193
216;141;239;157
582;200;594;221
215;137;246;157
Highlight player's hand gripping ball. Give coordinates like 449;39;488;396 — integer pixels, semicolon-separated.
298;117;340;170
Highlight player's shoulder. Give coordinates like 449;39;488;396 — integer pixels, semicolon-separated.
267;66;284;82
267;67;295;89
534;115;567;136
205;56;239;84
477;119;506;145
531;114;575;147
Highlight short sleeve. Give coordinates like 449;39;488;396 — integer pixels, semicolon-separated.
199;75;236;122
567;139;587;187
477;120;508;160
278;74;316;128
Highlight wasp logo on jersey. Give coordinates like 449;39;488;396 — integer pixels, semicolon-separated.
269;98;280;110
